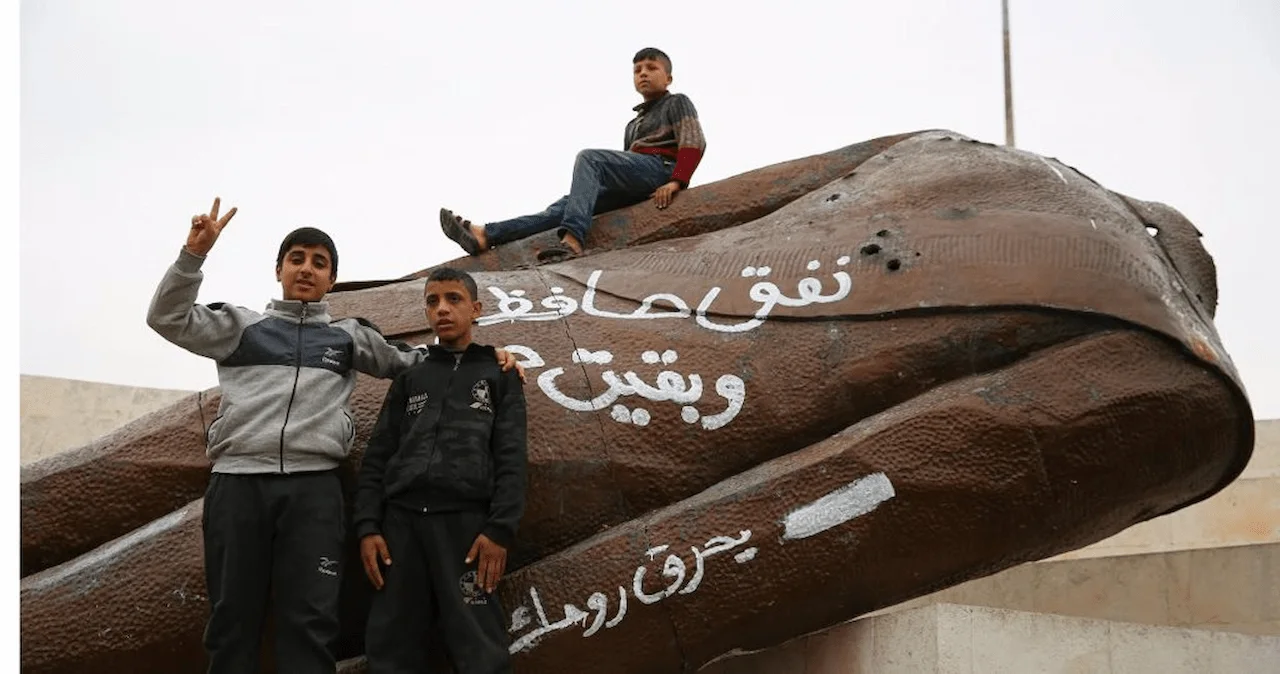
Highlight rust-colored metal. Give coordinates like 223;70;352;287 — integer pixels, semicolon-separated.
20;130;1252;673
20;392;220;577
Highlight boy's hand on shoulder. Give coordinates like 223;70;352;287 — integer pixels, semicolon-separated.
359;534;392;590
651;181;681;210
466;534;508;594
185;196;238;257
495;348;527;384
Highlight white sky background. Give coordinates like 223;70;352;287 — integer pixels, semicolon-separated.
18;0;1280;419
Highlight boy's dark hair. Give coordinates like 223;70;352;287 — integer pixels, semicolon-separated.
277;227;339;279
633;47;672;75
425;267;480;301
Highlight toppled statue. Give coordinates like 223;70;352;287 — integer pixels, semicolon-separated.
20;129;1254;674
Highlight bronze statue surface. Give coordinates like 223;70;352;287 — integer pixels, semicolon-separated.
20;130;1253;673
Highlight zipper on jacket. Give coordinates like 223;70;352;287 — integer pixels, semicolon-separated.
278;303;306;473
419;351;463;513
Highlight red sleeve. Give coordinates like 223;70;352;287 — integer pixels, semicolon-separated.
668;94;706;188
671;147;704;188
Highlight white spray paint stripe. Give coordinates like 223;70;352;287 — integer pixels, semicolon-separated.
782;472;895;540
1035;155;1068;184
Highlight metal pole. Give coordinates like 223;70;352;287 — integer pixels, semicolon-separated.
1002;0;1015;147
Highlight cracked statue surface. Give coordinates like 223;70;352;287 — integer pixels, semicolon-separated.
20;130;1254;673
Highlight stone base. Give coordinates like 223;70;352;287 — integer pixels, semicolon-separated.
701;603;1280;674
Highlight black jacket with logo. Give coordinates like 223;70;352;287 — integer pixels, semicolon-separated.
353;342;528;548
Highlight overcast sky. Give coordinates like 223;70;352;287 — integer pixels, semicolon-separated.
19;0;1280;419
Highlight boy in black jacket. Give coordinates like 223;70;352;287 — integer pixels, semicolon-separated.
354;267;528;673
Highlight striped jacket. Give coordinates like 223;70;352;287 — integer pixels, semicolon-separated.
624;91;707;187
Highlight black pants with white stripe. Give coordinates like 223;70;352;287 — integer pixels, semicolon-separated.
202;470;346;674
365;506;512;674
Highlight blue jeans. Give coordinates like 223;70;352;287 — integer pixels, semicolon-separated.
484;149;674;247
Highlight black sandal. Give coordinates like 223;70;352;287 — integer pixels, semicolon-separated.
439;208;483;256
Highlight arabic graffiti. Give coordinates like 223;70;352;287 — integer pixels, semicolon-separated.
505;472;898;654
507;530;758;654
502;346;746;431
478;256;855;333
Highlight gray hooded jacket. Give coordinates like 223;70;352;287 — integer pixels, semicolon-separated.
146;248;426;474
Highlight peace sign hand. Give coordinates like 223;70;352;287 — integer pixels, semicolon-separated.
184;197;238;257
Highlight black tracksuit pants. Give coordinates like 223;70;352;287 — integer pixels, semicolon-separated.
365;505;512;674
202;470;346;674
